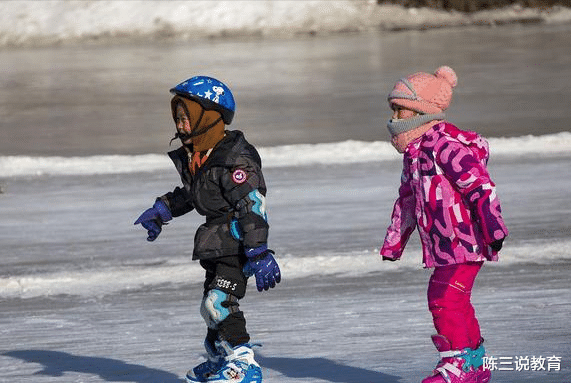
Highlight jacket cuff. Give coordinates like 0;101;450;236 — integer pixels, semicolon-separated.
153;199;173;222
245;244;273;262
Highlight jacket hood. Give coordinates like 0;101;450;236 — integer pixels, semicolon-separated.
418;122;489;163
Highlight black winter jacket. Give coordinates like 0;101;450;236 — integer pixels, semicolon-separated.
159;130;269;260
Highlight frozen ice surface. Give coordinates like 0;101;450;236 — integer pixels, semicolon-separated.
0;5;570;380
1;158;570;382
1;261;569;382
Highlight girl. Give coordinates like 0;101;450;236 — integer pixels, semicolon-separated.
380;66;508;383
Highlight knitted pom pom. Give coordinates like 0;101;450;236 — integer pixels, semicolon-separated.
435;66;458;88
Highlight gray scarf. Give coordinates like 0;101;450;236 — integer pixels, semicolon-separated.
387;113;445;136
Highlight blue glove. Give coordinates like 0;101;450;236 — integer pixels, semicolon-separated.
134;199;172;241
243;244;281;292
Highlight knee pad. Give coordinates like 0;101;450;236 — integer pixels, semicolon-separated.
200;289;240;329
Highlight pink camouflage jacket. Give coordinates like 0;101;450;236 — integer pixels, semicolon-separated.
380;122;508;268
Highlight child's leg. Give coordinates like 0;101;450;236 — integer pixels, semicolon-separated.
187;256;252;381
200;256;249;347
427;261;484;350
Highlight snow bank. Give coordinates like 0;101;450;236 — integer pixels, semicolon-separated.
1;0;570;48
1;238;569;299
1;132;570;177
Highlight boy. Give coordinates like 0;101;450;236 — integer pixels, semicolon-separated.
135;76;281;383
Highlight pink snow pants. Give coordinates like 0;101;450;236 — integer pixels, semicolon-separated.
427;261;484;350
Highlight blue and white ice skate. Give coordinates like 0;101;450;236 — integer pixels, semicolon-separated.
186;357;224;382
204;343;262;383
185;340;225;382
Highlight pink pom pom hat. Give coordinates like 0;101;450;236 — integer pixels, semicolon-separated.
388;66;458;115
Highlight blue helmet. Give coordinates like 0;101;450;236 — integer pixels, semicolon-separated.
170;76;235;125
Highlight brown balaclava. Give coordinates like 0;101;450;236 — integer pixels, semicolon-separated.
171;95;225;152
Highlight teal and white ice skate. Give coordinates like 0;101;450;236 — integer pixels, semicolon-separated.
422;335;491;383
204;343;262;383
